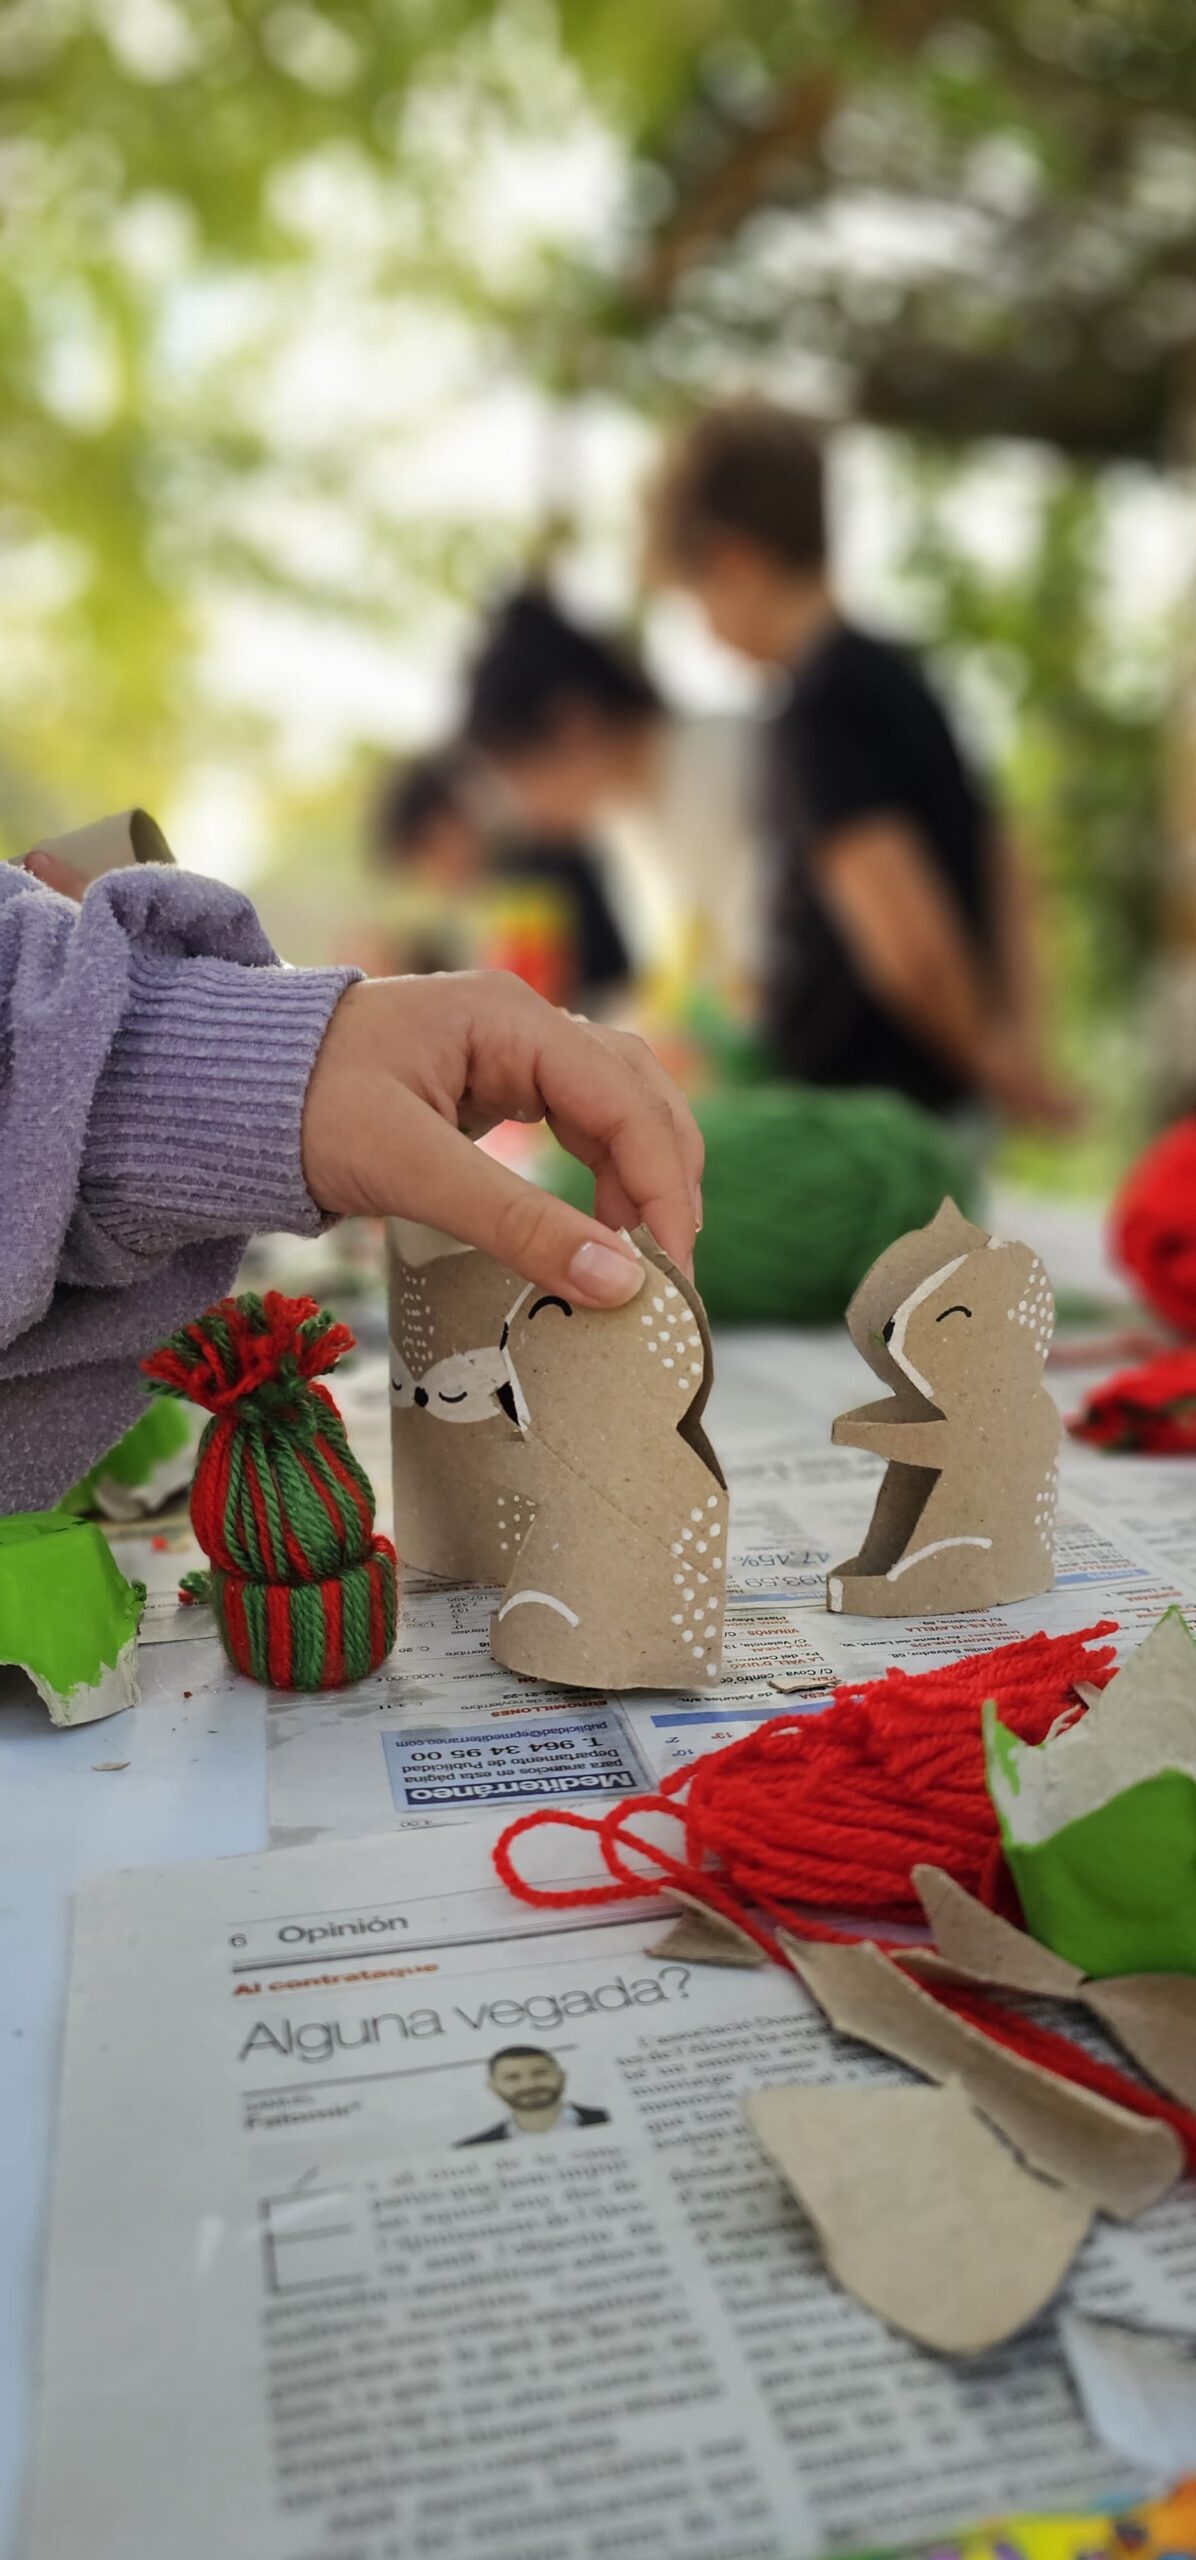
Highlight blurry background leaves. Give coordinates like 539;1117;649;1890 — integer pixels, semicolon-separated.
3;0;1195;1163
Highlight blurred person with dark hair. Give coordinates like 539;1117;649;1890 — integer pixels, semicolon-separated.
646;402;1073;1130
371;742;632;1014
374;750;482;895
462;584;663;834
461;582;761;1007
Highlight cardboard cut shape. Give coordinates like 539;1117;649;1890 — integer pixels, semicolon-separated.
388;1219;729;1692
1082;1977;1196;2112
907;1865;1196;2111
778;1932;1183;2218
826;1198;1061;1616
745;2078;1093;2357
0;1511;143;1727
30;808;174;879
646;1892;767;1969
908;1864;1085;1999
985;1607;1196;1977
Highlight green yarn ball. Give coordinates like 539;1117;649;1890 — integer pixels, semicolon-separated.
544;1083;976;1326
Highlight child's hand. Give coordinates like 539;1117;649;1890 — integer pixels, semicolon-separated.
301;973;703;1308
22;850;87;900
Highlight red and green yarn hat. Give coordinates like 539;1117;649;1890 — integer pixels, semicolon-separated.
142;1291;397;1690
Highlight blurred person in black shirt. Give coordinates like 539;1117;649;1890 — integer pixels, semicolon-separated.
645;403;1074;1128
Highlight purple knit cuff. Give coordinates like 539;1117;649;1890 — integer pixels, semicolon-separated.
81;951;359;1253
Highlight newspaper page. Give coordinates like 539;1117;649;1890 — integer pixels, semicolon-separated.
28;1820;1196;2560
266;1342;1196;1846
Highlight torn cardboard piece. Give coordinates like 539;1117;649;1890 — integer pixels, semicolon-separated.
1060;2310;1196;2480
985;1606;1196;1976
30;808;174;878
826;1197;1061;1617
908;1865;1196;2110
909;1865;1084;1997
1083;1976;1196;2111
0;1511;143;1727
745;2078;1093;2357
388;1219;729;1692
647;1891;767;1969
778;1931;1183;2218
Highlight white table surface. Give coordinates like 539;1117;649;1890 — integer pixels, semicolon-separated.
0;1194;1125;2557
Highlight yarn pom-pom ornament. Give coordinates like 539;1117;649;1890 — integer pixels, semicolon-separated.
1113;1116;1196;1335
142;1292;396;1690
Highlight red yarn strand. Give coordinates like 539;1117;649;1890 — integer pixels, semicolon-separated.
323;1573;345;1690
925;1979;1196;2173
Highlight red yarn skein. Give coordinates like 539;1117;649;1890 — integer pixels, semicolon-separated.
493;1620;1196;2168
494;1622;1119;1941
1114;1116;1196;1334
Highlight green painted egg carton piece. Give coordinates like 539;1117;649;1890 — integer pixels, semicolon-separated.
0;1510;145;1727
60;1394;196;1522
985;1606;1196;1978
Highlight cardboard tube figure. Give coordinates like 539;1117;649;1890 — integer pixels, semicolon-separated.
28;808;174;879
388;1220;728;1691
827;1198;1060;1617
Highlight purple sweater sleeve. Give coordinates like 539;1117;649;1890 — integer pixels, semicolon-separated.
0;862;359;1511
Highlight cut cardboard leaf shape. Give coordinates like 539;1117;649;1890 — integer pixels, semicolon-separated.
910;1865;1196;2111
985;1607;1196;1976
778;1932;1182;2219
647;1892;767;1969
745;2078;1093;2357
388;1220;728;1692
909;1865;1084;1998
1082;1977;1196;2111
0;1511;143;1727
826;1198;1060;1616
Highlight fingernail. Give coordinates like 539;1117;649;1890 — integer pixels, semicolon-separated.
567;1240;646;1306
693;1183;704;1233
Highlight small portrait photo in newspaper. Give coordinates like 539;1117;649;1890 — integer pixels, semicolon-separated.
455;2044;612;2145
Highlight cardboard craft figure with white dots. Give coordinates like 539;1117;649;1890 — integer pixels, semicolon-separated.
827;1198;1060;1618
388;1220;728;1690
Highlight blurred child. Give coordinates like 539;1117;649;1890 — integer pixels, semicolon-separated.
372;747;632;1014
460;582;760;1004
645;402;1074;1129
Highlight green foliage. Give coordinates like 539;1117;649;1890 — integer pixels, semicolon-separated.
0;0;1187;1206
0;0;614;843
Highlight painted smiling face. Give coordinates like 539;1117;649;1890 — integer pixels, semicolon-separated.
389;1343;513;1425
388;1228;530;1579
887;1240;1052;1408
